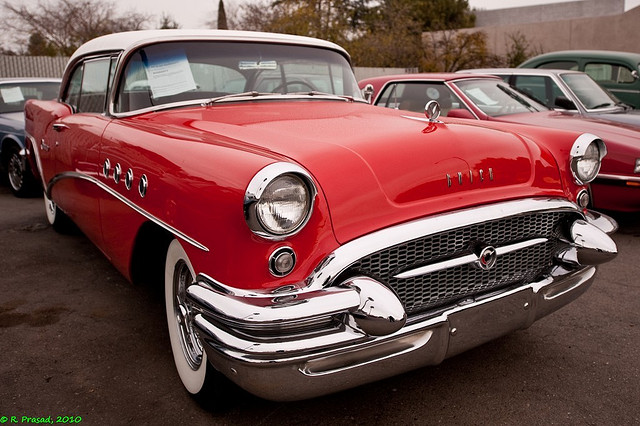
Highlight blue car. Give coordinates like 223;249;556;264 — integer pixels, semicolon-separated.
1;78;60;196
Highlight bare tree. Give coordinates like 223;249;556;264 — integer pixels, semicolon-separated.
159;13;181;29
503;31;542;67
3;0;150;56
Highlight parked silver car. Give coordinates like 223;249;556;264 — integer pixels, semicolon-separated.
462;68;640;128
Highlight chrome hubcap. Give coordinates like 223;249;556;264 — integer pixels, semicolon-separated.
8;153;24;191
173;260;203;370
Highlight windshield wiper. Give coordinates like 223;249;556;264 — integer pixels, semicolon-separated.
202;91;272;106
590;102;614;109
496;83;538;112
287;90;356;102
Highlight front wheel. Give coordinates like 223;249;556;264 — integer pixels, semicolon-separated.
6;145;37;197
44;191;74;233
165;239;216;395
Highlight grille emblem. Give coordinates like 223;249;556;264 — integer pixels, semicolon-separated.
475;245;497;270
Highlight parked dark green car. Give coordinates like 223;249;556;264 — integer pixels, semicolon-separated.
519;50;640;109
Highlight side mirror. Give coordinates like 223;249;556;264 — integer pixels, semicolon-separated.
362;84;374;104
554;96;577;110
446;109;475;119
632;70;639;80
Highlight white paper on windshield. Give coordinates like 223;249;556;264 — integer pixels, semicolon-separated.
143;50;197;98
466;88;497;105
238;60;278;70
1;87;25;103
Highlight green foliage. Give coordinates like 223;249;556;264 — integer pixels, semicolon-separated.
234;0;477;69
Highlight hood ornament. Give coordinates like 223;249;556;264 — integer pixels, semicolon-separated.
424;100;441;122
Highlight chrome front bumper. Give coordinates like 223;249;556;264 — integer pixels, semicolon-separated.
186;200;617;401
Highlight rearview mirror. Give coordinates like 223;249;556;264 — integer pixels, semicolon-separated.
554;96;577;110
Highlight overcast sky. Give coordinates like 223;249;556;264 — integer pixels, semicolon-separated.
3;0;640;49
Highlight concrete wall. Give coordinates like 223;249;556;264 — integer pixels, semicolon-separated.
475;0;624;27
453;3;640;58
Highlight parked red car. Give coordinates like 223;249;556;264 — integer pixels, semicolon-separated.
25;31;616;403
360;73;640;212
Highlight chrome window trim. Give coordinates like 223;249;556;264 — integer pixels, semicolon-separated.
46;171;208;252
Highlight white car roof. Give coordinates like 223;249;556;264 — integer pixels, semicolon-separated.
70;29;349;62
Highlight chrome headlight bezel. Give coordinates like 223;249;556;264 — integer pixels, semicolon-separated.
570;133;607;185
244;163;317;240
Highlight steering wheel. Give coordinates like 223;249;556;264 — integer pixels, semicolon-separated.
272;80;317;93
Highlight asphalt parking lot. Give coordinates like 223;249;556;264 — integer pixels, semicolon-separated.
1;182;639;425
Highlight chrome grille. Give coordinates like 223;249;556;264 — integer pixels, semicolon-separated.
346;211;576;315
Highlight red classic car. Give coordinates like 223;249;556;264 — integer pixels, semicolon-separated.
360;73;640;212
25;30;617;403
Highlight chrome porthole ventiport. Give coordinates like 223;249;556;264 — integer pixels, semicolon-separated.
113;163;122;184
139;174;148;198
125;168;133;190
269;247;296;277
103;159;111;178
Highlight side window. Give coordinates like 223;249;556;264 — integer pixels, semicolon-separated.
512;76;548;106
513;76;565;109
65;66;83;109
537;60;579;71
77;58;112;113
585;62;635;84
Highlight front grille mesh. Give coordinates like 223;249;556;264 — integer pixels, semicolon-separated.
346;211;576;315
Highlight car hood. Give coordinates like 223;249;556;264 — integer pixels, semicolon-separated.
590;110;640;129
135;102;564;243
496;110;640;149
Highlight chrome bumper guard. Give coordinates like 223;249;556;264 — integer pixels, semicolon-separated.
186;200;617;401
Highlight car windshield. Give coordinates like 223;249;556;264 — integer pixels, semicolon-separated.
559;73;620;110
453;79;548;117
115;41;363;113
0;81;60;113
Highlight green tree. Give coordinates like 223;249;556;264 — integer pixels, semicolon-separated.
26;32;59;56
3;0;150;56
217;0;228;30
423;30;491;72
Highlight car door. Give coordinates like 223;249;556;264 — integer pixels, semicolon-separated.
49;56;117;248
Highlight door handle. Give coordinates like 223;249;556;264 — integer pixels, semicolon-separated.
52;123;69;132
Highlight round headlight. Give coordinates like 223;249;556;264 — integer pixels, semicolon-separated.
570;134;606;185
256;174;311;235
245;163;317;239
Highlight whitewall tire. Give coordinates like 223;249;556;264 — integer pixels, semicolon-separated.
165;239;209;394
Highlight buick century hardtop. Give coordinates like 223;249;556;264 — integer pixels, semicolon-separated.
24;30;617;402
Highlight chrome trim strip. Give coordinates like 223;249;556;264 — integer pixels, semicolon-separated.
597;173;640;183
47;171;209;252
393;237;548;279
